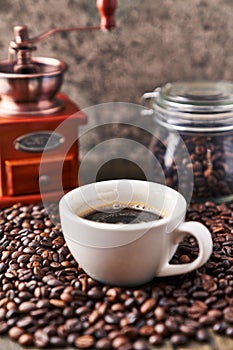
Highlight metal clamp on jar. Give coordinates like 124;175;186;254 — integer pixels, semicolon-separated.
142;81;233;203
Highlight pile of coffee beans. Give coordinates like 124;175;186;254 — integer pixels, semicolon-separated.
151;133;233;201
1;201;233;349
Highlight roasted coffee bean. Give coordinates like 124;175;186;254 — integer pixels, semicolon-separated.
50;336;66;347
0;321;8;334
196;328;210;342
34;329;49;347
133;339;150;350
154;322;167;336
88;310;99;324
0;262;7;273
94;327;107;339
87;287;104;300
153;306;166;321
65;318;83;333
49;299;66;308
171;333;188;345
46;278;63;287
106;288;121;301
226;326;233;337
18;333;33;346
140;298;156;314
7;317;19;328
121;326;138;340
213;321;227;334
18;301;37;313
0;307;6;320
30;308;48;317
74;334;95;348
112;335;129;349
180;323;197;337
96;338;112;349
8;326;24;340
138;325;154;336
17;316;34;328
105;313;121;325
149;333;163;346
224;306;233;323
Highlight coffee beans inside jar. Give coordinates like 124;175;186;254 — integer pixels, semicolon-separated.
150;132;233;202
143;81;233;203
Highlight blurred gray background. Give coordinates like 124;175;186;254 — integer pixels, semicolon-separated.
0;0;232;109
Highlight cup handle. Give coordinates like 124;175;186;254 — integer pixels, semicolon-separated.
157;221;213;277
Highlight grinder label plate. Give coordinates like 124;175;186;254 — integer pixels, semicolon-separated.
14;131;65;153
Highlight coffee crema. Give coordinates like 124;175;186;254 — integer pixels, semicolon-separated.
80;203;163;224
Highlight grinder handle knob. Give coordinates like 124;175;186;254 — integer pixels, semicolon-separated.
96;0;117;30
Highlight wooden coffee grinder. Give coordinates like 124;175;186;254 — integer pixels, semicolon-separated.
0;0;117;208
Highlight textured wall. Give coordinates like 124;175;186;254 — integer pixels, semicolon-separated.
0;0;233;110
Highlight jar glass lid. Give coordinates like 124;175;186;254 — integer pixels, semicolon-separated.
155;81;233;114
147;81;233;132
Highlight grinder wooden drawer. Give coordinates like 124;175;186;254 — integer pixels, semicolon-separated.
5;155;78;196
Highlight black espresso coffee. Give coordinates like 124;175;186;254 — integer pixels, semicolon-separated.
81;203;163;224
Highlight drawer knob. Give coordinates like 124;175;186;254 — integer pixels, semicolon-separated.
39;175;50;187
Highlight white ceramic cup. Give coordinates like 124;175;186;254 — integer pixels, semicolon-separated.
59;179;213;286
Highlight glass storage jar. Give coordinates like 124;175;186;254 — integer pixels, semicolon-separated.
142;81;233;203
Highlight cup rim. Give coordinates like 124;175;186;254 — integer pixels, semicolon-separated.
59;179;187;232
